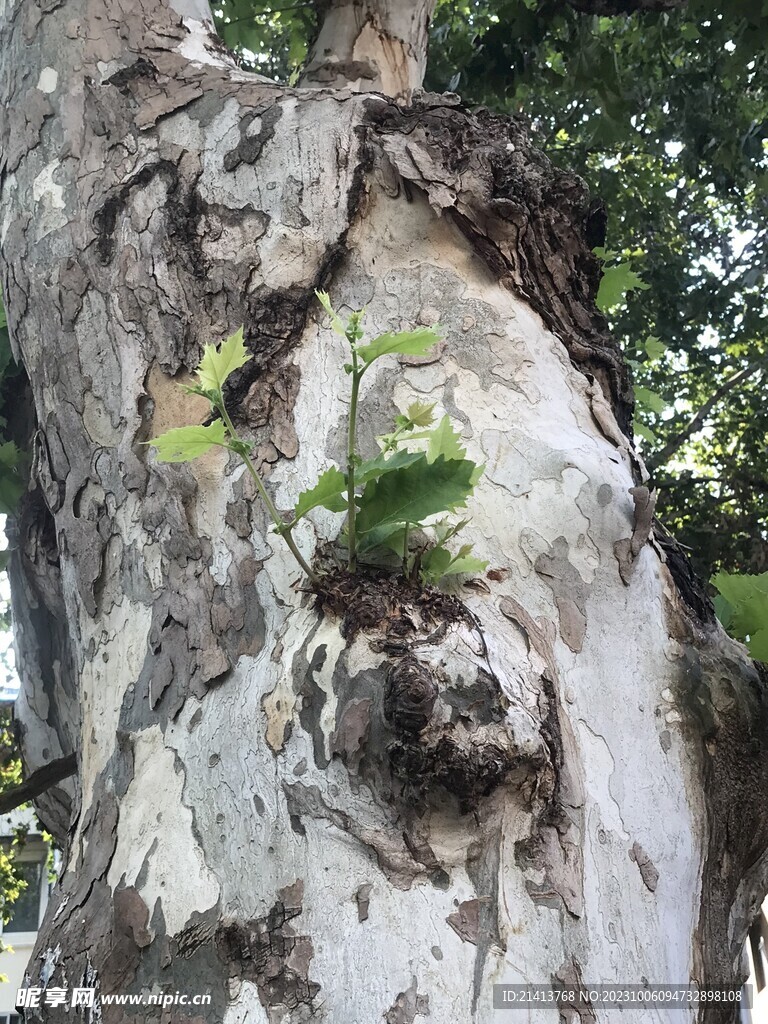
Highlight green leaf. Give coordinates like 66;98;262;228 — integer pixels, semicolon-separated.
315;290;345;336
644;336;666;361
357;455;477;534
0;551;9;572
293;467;348;521
420;544;454;582
634;386;667;415
196;327;251;394
357;449;425;486
596;261;649;312
149;420;229;462
633;420;658;445
406;400;436;427
356;326;442;366
357;521;408;554
421;542;488;584
749;628;768;662
432;518;470;545
427;415;466;463
713;593;733;631
443;551;488;577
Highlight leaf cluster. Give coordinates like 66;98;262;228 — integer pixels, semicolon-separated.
148;298;487;585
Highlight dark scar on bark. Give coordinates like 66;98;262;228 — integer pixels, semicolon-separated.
311;570;550;814
216;880;321;1016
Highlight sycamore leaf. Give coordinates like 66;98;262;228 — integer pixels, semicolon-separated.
406;400;436;427
432;518;470;545
644;335;666;361
380;526;409;556
713;593;733;631
356;326;442;366
357;449;425;486
633;419;658;445
315;290;346;336
293;467;348;521
749;628;768;662
634;386;667;415
196;327;251;394
596;261;649;311
421;542;488;584
149;420;229;462
0;440;21;471
427;416;466;463
420;544;453;581
357;522;407;554
357;456;477;534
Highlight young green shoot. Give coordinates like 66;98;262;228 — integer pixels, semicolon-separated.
148;297;488;588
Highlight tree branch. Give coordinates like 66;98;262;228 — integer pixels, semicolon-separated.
648;358;767;471
0;753;77;816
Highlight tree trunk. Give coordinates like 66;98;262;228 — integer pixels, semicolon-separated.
1;1;767;1021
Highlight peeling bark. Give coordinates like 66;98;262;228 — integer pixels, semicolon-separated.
0;0;766;1022
302;0;437;98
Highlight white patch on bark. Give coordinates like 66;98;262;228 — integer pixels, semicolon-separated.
308;618;348;760
31;162;67;238
36;67;58;93
79;598;153;798
177;17;231;69
107;726;220;935
222;981;269;1023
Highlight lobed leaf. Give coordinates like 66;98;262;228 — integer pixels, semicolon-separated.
596;261;649;312
421;542;487;584
315;290;345;336
357;448;425;486
427;415;466;463
634;386;667;415
406;400;436;427
644;335;666;361
712;570;768;660
356;326;442;366
196;327;251;394
357;455;477;535
149;421;229;462
293;467;348;521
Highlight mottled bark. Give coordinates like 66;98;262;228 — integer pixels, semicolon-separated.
302;0;437;97
0;0;765;1022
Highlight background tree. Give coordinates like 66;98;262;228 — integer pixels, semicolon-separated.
0;0;766;1022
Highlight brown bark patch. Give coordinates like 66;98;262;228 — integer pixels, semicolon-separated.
384;976;430;1023
216;880;321;1018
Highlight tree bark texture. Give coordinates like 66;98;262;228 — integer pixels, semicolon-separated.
301;0;437;97
0;0;766;1022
